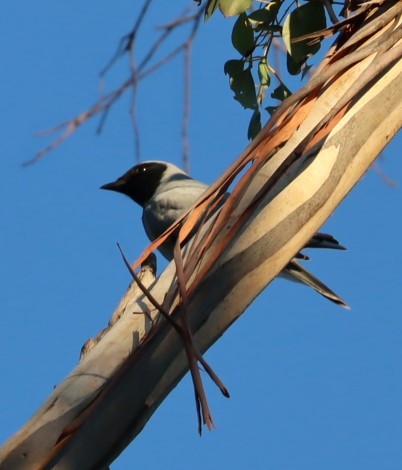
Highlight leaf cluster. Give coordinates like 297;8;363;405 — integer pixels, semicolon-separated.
202;0;334;139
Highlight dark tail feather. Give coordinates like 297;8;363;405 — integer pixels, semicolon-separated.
282;260;350;309
306;232;347;251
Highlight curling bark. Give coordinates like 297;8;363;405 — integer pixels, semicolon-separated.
1;2;401;468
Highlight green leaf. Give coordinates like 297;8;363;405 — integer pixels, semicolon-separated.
204;0;220;21
248;2;280;25
265;105;278;116
224;59;243;76
224;59;244;79
258;60;270;88
271;83;291;102
286;52;302;76
231;13;254;57
282;1;326;67
248;109;262;140
224;59;257;109
219;0;252;17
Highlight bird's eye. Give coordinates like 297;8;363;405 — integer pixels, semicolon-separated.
135;165;147;174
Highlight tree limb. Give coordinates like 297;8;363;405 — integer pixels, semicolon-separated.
1;3;401;468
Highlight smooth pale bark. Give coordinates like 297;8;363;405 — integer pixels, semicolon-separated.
1;7;401;470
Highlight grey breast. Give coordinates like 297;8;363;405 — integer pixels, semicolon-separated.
142;181;209;260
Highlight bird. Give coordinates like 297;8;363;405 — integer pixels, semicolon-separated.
101;160;349;308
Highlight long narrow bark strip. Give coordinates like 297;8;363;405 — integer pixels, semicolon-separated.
1;3;401;468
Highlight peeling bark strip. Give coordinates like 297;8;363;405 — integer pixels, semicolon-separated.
1;2;401;469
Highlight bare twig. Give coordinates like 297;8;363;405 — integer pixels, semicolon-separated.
373;161;399;187
182;42;191;174
321;0;340;24
128;33;141;163
100;0;154;77
27;4;205;166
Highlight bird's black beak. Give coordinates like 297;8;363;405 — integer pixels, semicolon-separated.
100;179;126;193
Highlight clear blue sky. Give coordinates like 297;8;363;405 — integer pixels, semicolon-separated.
1;2;401;469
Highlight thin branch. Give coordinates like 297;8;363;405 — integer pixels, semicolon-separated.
321;0;340;24
100;0;153;77
129;36;141;163
182;42;191;173
373;161;399;187
27;4;205;166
